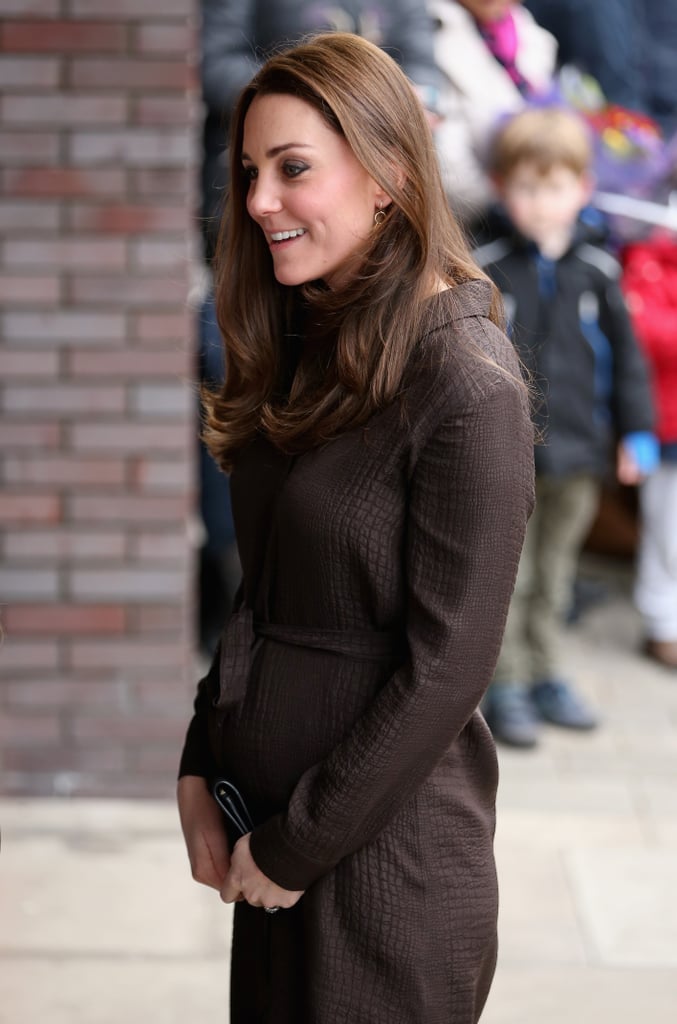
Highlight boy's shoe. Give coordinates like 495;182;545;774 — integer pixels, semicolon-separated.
482;684;540;748
530;679;599;730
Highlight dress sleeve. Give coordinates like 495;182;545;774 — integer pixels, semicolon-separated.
249;366;535;890
178;645;220;780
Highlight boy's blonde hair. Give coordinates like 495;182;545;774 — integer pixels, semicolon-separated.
488;106;593;180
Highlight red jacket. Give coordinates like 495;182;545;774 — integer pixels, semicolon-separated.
622;235;677;443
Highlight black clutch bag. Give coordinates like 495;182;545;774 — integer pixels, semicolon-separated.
212;778;254;838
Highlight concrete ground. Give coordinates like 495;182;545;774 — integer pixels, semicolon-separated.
1;558;677;1023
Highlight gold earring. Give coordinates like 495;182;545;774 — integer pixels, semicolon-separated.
374;204;387;225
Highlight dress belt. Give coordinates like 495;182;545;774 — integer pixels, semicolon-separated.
215;606;405;711
255;620;405;661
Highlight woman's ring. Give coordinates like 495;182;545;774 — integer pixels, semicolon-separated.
264;906;280;914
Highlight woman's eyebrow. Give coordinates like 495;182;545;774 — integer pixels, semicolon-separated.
241;143;313;161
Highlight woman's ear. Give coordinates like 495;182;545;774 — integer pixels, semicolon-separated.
374;167;407;211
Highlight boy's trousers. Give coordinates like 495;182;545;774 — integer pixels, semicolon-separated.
494;473;601;684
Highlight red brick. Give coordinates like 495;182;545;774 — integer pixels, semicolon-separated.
1;93;127;125
0;276;61;305
1;422;61;448
70;0;192;20
0;130;59;164
0;493;61;523
0;567;60;599
132;311;191;342
132;603;187;631
68;640;183;670
70;421;189;453
132;677;194;710
0;200;60;231
67;274;185;307
6;237;127;270
131;238;187;270
1;20;127;52
0;714;61;745
131;383;191;417
69;495;188;525
3;455;126;487
0;349;59;377
0;55;60;88
134;22;195;54
69;58;191;91
69;128;191;166
4;384;126;417
67;203;187;234
130;531;189;563
6;678;127;711
71;713;185;742
68;347;189;378
0;638;60;673
3;528;127;562
133;745;185;774
3;310;126;343
69;567;187;602
3;166;126;198
130;167;190;196
54;777;177;799
133;96;191;125
5;604;126;635
3;745;126;775
133;458;191;492
0;1;60;14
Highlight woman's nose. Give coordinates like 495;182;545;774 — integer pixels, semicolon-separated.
247;173;283;220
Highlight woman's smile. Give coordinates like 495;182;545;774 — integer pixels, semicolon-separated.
269;228;307;243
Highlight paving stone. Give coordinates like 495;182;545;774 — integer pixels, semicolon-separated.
565;846;677;967
0;960;229;1024
481;964;677;1024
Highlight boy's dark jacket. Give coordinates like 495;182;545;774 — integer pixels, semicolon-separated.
475;222;655;477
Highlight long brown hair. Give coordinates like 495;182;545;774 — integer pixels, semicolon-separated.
205;32;502;471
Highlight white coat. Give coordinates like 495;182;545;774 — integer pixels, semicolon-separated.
429;1;557;220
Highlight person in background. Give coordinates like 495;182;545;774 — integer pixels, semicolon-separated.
429;0;556;230
524;0;677;137
178;32;534;1023
196;0;443;656
623;237;677;669
476;106;658;747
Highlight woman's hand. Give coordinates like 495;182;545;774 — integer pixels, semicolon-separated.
220;833;304;912
177;774;231;890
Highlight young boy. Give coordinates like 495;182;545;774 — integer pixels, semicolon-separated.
477;106;658;747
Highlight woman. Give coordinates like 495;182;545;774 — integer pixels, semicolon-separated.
178;32;534;1024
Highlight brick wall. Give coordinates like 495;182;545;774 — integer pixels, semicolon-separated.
0;0;199;796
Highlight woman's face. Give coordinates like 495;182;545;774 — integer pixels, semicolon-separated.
457;0;518;24
242;93;386;289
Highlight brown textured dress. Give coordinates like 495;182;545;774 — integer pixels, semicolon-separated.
180;280;534;1024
